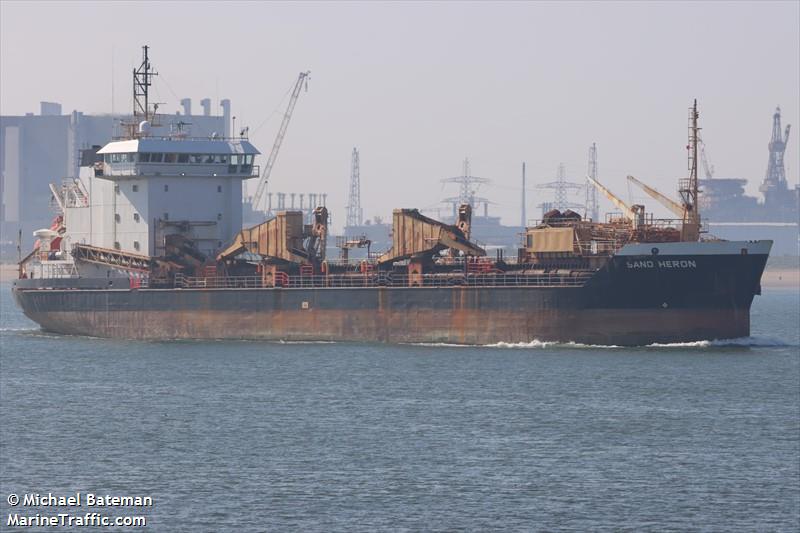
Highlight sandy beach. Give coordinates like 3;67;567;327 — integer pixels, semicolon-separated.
761;268;800;289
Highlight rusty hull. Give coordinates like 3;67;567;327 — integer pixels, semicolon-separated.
13;285;750;346
12;246;768;346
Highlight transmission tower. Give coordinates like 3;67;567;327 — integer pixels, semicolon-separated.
345;147;362;227
440;158;491;218
759;106;792;206
537;163;585;216
586;143;600;221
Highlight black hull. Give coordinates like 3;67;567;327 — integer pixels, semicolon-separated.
12;244;770;346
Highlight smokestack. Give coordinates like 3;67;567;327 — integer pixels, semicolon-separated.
180;98;191;116
40;101;62;116
220;99;231;137
200;98;211;116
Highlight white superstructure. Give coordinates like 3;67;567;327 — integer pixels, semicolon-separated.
21;45;268;280
62;135;259;257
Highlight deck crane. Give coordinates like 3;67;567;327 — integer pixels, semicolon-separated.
252;71;310;214
626;175;684;218
586;176;645;228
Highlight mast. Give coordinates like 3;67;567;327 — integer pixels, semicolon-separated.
132;45;157;122
678;99;701;241
691;100;699;223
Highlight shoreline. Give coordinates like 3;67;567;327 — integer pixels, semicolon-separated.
760;268;800;289
1;262;797;288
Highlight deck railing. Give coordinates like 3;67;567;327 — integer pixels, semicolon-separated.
22;268;593;290
160;270;593;290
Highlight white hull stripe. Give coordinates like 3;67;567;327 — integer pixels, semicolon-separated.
617;240;773;256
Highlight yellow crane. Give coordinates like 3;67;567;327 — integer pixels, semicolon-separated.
626;175;684;218
586;176;644;227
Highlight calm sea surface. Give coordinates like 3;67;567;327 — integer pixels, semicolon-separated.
1;283;798;531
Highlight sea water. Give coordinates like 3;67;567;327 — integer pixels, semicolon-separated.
1;284;798;531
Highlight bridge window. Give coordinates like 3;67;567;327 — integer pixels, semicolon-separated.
132;184;139;192
109;153;135;163
115;214;121;223
106;151;239;165
114;241;120;250
133;213;140;222
217;185;222;193
133;241;140;251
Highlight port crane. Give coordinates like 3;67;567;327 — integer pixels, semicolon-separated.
252;71;310;214
700;141;714;179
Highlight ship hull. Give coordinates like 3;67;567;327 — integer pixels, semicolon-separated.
12;241;770;346
13;294;748;346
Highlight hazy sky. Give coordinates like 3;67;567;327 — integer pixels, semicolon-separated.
2;1;798;229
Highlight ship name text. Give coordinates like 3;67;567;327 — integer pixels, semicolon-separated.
625;260;697;269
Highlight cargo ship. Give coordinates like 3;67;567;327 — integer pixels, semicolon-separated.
11;48;771;345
